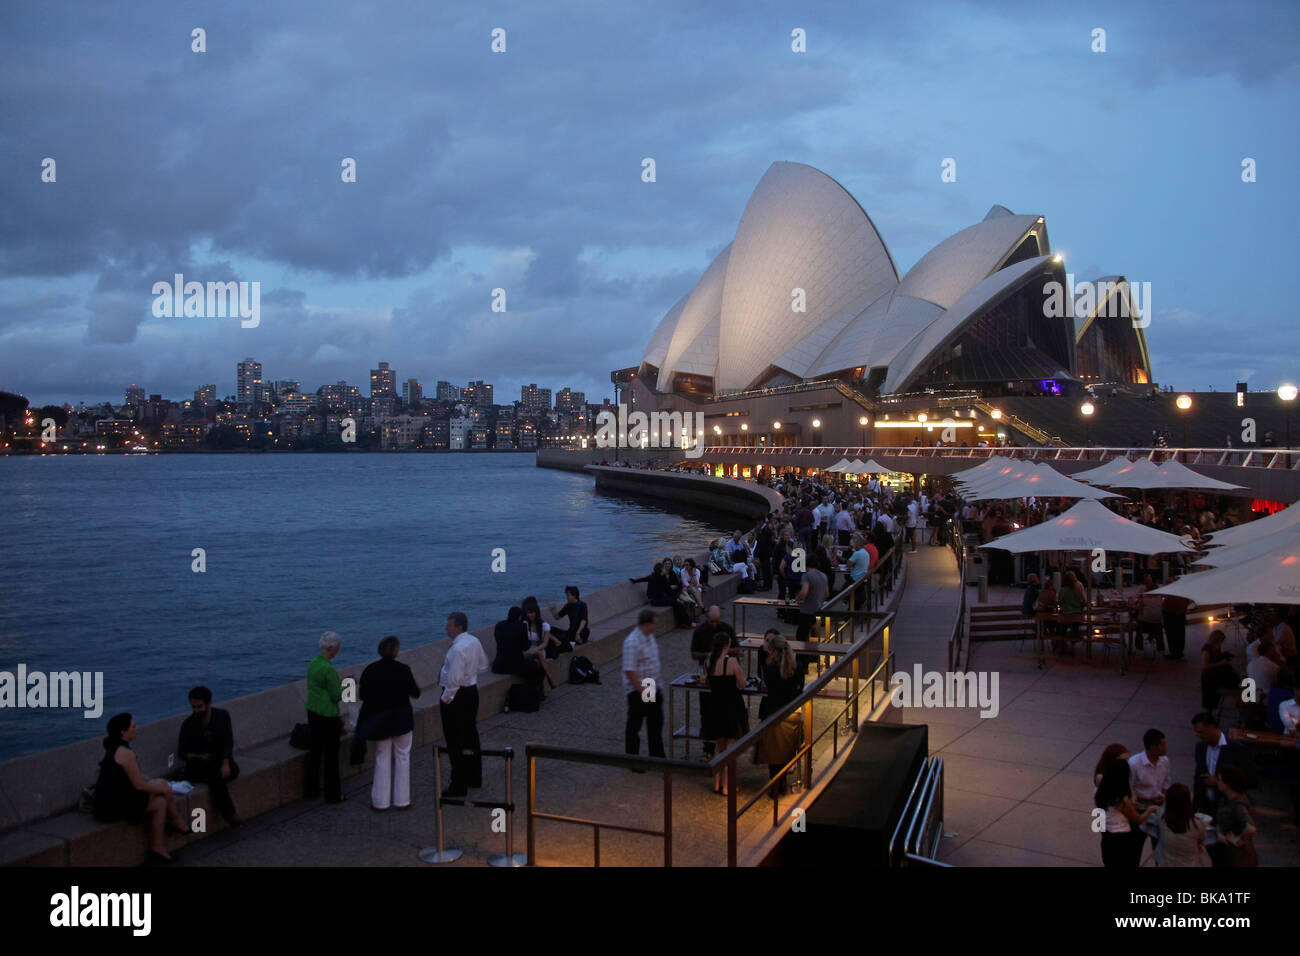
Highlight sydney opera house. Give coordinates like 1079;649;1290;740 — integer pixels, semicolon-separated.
618;162;1153;448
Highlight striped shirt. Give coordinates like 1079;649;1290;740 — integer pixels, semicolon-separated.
621;627;661;695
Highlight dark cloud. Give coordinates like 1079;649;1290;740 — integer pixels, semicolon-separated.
0;0;1297;404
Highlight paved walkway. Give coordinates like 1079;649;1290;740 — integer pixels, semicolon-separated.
180;605;848;867
889;543;1300;866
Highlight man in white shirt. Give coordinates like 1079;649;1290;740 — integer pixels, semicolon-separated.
1128;728;1171;816
1280;695;1300;735
813;498;833;538
439;611;490;797
834;503;855;547
623;610;665;758
905;498;920;552
1246;642;1282;698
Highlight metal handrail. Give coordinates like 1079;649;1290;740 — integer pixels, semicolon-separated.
524;611;895;867
524;747;710;867
696;445;1300;470
708;612;895;866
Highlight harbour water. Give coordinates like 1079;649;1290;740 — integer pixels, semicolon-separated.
0;453;729;759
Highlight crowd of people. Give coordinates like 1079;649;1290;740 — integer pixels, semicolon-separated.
1092;719;1261;867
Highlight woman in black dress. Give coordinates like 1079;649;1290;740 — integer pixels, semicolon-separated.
704;633;747;796
93;713;189;864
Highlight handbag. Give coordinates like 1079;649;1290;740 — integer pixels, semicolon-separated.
289;722;312;749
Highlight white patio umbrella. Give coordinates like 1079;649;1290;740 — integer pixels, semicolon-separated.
1104;459;1247;493
1204;502;1300;549
1072;456;1142;484
950;456;1020;483
965;462;1125;502
1088;457;1161;487
957;461;1037;496
1150;545;1300;605
856;457;896;474
1195;524;1300;568
980;498;1193;555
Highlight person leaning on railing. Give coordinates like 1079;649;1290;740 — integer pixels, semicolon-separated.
756;631;804;797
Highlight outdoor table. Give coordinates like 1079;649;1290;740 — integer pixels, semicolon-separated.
736;637;854;681
731;595;799;636
1033;610;1130;674
667;672;766;758
1229;728;1298;749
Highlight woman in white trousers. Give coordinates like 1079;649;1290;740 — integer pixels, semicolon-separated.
357;636;421;810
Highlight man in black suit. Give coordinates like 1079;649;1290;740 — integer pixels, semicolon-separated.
177;686;241;826
1191;712;1258;817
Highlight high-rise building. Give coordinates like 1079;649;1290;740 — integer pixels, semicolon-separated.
371;362;397;400
555;387;586;416
402;378;423;406
237;358;263;407
521;384;552;413
318;381;363;413
194;384;217;406
275;380;301;397
435;380;458;402
463;380;493;407
125;384;145;407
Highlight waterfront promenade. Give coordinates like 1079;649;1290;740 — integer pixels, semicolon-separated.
894;549;1300;866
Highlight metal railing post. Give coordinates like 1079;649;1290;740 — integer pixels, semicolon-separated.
726;761;738;867
527;754;536;865
419;745;462;863
488;747;526;867
663;770;673;867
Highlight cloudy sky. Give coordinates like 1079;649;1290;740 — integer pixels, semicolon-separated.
2;0;1297;407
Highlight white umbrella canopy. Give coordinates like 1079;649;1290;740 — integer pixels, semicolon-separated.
958;461;1037;496
824;458;852;473
1072;456;1142;484
1107;459;1247;492
1151;546;1300;605
950;456;1020;483
1090;457;1161;487
1205;502;1300;549
856;457;896;474
965;462;1125;502
981;498;1193;554
1195;524;1300;568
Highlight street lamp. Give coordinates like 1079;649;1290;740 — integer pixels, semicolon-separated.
858;415;869;447
1080;401;1094;446
1176;393;1192;446
1279;383;1297;448
811;418;822;447
740;422;749;446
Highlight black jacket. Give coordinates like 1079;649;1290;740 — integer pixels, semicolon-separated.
492;619;530;675
177;708;236;769
1192;736;1259;814
357;657;420;740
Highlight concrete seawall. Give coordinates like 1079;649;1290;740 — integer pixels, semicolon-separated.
587;465;782;523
